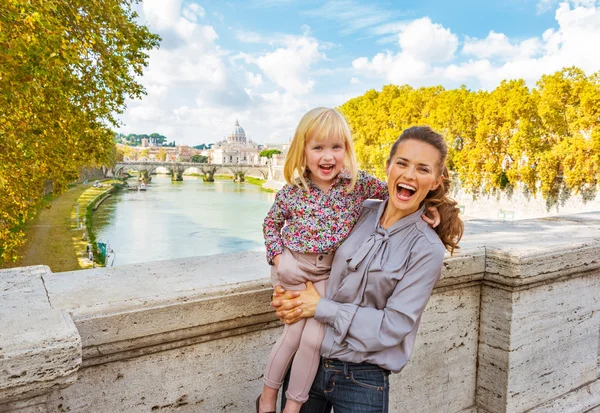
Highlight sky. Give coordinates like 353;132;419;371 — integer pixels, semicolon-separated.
118;0;600;146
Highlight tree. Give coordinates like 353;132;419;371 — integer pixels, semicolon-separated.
260;149;282;159
338;67;600;204
191;155;209;163
0;0;160;263
157;148;168;162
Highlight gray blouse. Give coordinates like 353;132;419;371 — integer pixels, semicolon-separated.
314;200;446;373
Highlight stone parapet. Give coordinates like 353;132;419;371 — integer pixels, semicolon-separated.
1;213;599;412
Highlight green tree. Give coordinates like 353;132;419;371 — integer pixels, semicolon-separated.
0;0;160;263
191;155;209;163
259;149;282;159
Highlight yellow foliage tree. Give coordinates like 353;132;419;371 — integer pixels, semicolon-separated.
339;67;600;204
0;0;160;263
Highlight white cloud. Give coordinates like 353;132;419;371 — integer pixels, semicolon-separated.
537;0;560;13
398;17;458;63
246;72;263;87
350;77;360;84
351;17;457;85
251;36;325;94
182;3;205;23
353;2;600;90
463;31;542;60
304;1;394;35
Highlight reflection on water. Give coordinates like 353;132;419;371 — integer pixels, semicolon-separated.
92;175;275;266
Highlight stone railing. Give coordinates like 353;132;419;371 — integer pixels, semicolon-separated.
1;212;600;413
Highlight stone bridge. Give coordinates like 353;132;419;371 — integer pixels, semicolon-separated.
2;213;600;412
114;161;269;182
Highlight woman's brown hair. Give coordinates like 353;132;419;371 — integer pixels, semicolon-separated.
387;126;464;254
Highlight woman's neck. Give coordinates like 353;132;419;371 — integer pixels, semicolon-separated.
379;203;419;229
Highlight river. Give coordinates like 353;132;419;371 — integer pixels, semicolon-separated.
92;175;275;267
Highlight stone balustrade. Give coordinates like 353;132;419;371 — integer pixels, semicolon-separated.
1;212;600;412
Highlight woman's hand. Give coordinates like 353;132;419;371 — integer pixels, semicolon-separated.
271;282;322;324
421;206;440;228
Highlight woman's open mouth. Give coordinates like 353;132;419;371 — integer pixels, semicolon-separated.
396;183;416;201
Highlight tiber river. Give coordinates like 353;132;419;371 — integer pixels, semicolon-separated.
92;175;275;267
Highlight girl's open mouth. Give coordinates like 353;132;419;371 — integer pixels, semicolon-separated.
320;165;334;172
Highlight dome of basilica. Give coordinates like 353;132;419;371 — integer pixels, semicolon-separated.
227;119;246;143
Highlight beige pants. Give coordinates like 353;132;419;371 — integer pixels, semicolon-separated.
270;247;333;290
264;248;333;404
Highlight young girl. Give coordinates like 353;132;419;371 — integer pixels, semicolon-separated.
258;108;437;413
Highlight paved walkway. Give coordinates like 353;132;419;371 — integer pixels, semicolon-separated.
4;182;112;272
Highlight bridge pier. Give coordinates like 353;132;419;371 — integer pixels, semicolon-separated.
204;171;215;182
234;172;245;183
139;170;151;183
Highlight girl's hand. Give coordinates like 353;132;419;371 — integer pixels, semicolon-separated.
422;206;440;228
271;286;301;322
276;282;322;324
271;282;321;324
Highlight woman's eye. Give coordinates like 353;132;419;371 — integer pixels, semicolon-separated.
419;167;430;173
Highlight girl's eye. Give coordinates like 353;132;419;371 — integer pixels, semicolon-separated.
333;145;342;149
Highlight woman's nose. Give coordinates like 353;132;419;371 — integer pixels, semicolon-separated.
403;166;416;179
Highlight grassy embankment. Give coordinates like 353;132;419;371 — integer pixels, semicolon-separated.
212;174;275;192
5;180;118;272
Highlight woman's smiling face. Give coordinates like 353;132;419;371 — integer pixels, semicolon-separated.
386;139;442;218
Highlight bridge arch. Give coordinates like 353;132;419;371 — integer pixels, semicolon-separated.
243;167;268;180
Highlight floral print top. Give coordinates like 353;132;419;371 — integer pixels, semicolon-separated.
263;170;388;264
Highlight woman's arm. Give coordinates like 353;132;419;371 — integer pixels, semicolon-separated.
263;188;290;265
275;245;445;349
317;245;445;352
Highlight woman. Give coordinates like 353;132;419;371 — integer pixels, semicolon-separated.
271;126;463;412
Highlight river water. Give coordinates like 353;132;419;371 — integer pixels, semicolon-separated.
92;175;275;267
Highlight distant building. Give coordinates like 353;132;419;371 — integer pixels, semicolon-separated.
211;120;261;164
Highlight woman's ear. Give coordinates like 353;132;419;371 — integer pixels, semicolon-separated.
431;176;442;191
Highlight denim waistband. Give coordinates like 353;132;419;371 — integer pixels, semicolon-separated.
321;358;390;375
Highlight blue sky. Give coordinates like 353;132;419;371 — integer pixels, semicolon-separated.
119;0;600;145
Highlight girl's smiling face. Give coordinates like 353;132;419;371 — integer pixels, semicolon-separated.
304;131;346;192
386;139;442;218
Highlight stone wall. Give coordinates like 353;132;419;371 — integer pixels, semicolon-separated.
1;213;600;413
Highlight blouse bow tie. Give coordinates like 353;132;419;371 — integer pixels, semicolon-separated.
347;226;390;272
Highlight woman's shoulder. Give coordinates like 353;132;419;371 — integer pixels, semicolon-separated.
361;199;383;211
412;221;447;260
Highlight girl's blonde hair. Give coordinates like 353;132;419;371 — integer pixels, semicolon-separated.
284;107;358;192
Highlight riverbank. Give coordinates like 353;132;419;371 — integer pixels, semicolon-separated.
4;180;119;272
164;172;275;192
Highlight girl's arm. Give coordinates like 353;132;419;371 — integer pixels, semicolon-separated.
356;170;388;200
263;187;290;265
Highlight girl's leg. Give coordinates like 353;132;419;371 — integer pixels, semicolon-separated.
283;280;328;412
260;319;307;411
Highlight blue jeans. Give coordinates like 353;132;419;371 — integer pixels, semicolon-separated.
282;358;390;413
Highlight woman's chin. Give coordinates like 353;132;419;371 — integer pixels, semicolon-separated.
388;193;421;216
